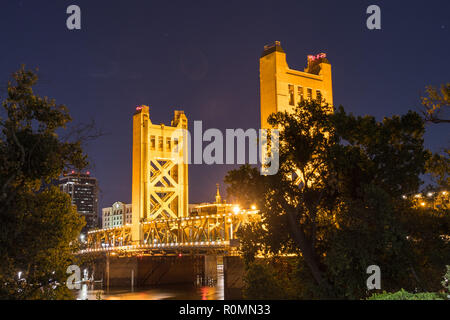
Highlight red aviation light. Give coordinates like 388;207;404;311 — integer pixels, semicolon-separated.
307;53;327;61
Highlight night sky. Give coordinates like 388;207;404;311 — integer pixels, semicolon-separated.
1;0;449;210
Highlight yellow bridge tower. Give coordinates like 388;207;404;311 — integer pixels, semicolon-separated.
131;106;189;243
260;41;333;129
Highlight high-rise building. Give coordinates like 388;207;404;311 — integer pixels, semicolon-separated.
260;41;333;129
102;202;132;229
59;171;99;231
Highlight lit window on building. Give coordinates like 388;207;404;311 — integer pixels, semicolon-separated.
316;90;322;102
298;86;304;102
288;84;295;106
166;138;171;151
307;88;312;100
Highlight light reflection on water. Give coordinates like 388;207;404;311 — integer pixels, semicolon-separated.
76;265;224;300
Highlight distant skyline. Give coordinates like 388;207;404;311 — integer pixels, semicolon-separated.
1;0;449;210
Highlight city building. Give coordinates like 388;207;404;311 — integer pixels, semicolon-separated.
260;41;333;129
102;202;132;229
189;184;238;217
59;171;99;231
131;106;189;243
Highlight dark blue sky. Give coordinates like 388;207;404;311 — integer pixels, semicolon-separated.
1;0;449;209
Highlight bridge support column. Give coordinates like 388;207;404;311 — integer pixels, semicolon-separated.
94;255;200;288
105;254;110;292
204;255;218;283
223;256;245;299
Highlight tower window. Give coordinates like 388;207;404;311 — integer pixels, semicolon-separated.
307;88;312;100
158;136;163;151
288;84;295;106
298;86;304;102
150;136;156;150
316;90;322;102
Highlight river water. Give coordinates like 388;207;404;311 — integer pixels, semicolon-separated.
75;265;224;300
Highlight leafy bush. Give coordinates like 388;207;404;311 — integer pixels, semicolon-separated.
367;289;446;300
243;261;295;299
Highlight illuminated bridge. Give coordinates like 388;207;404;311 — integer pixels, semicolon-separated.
82;208;260;256
77;107;261;296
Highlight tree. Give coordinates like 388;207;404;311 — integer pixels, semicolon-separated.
420;83;450;124
425;149;449;189
225;100;449;299
0;66;87;299
243;260;295;300
442;266;450;296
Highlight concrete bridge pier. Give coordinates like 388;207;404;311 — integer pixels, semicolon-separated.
89;253;246;299
204;255;218;284
94;254;202;289
223;256;245;299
